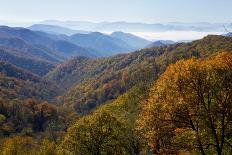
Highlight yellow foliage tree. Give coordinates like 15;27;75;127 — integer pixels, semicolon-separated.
137;52;232;155
1;136;38;155
39;139;57;155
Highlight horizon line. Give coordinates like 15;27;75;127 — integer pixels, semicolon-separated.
0;19;230;25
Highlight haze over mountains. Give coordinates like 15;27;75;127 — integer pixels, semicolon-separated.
0;21;230;77
0;25;154;75
0;22;230;77
39;20;226;32
1;24;231;108
146;40;175;48
0;20;228;41
28;24;89;35
0;20;232;154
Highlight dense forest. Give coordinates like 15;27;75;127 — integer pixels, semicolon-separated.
0;33;232;154
48;35;232;114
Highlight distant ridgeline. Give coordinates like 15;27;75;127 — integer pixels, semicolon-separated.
0;26;151;77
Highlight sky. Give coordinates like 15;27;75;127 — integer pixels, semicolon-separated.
0;0;231;23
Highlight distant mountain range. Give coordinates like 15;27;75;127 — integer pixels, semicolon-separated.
28;24;89;35
0;25;153;75
69;32;135;56
0;26;101;75
0;26;96;59
147;40;175;48
39;20;227;32
110;31;151;49
28;24;152;52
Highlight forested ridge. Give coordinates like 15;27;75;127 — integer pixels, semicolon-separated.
0;35;232;154
47;35;232;114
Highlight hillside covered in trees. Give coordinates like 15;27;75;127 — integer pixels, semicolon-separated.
47;35;232;114
0;61;61;101
0;34;232;154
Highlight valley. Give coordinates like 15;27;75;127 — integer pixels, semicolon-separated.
0;22;232;154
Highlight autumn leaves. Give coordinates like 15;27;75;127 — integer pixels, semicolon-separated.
137;52;232;154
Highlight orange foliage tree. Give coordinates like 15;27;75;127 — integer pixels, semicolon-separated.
137;52;232;154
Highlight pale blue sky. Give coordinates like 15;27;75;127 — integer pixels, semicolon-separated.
0;0;231;23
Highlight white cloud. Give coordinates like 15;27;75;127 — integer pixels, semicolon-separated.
131;31;223;41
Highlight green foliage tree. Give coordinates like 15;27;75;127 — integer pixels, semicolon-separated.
59;111;143;155
0;114;6;124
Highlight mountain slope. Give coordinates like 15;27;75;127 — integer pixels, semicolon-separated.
50;40;100;58
28;24;89;35
146;40;175;48
0;26;98;60
0;47;56;76
0;61;61;101
47;35;232;113
69;32;134;56
110;31;151;49
0;36;63;63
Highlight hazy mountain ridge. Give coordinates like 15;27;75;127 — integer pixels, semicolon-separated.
0;26;151;63
69;32;135;56
28;24;89;35
0;26;98;60
110;31;151;49
27;25;151;54
0;36;63;63
40;20;227;32
146;40;175;48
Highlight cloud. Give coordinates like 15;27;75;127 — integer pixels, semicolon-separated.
131;31;223;41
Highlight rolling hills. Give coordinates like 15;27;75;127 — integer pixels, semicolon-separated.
0;26;105;75
146;40;175;48
0;61;61;101
69;32;135;56
0;46;56;76
110;31;151;49
1;29;232;154
28;24;89;35
0;26;100;76
0;25;152;70
47;35;232;113
0;26;98;59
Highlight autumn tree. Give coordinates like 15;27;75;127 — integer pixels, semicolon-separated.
38;139;57;155
0;114;6;124
137;52;232;154
0;136;38;155
59;111;143;155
